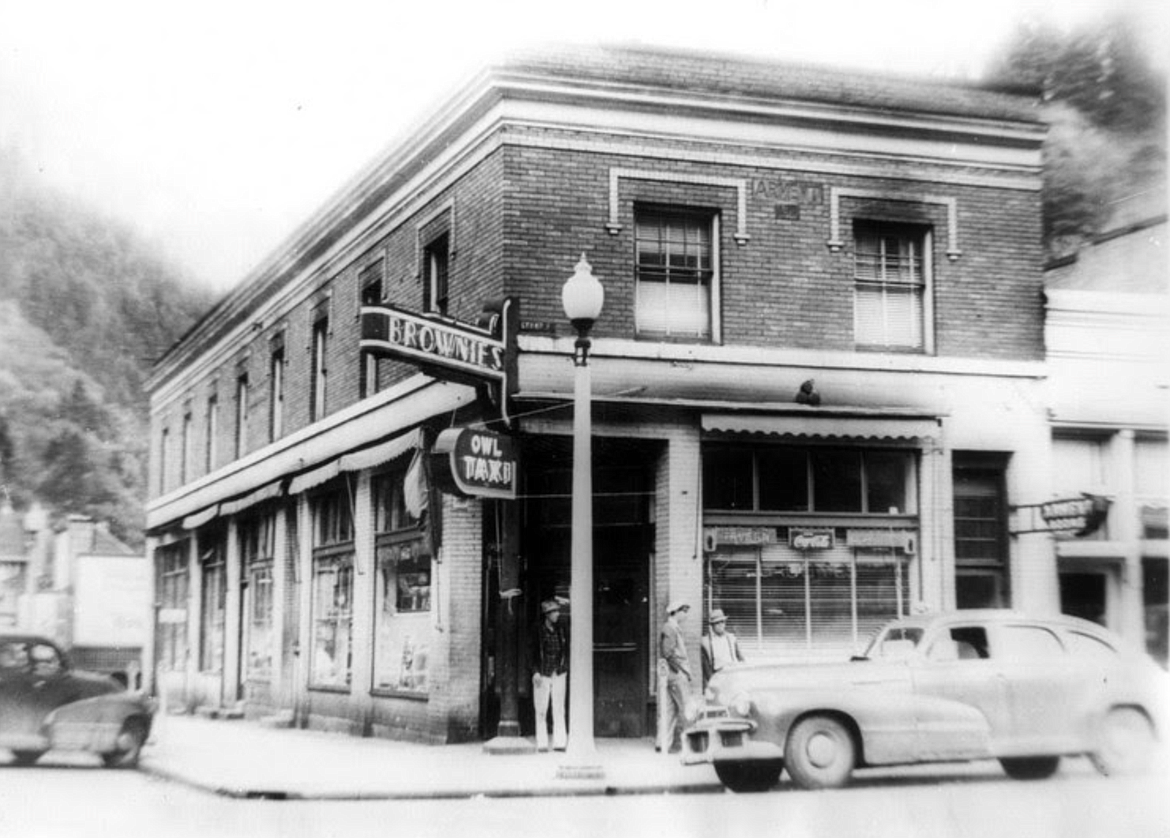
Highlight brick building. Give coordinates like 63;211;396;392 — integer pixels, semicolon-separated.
145;45;1051;743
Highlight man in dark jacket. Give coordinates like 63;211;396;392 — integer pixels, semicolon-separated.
530;599;568;751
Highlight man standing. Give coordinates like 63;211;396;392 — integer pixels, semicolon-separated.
531;599;568;752
659;600;693;754
700;608;745;685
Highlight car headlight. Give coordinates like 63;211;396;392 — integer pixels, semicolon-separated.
729;693;752;717
704;686;717;703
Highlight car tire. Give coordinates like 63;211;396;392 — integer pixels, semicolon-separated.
999;756;1060;780
1091;707;1156;777
784;715;856;790
9;750;46;767
101;719;147;769
714;759;784;793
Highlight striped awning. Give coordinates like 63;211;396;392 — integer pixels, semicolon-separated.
702;413;939;442
220;480;285;517
338;429;421;473
181;505;220;530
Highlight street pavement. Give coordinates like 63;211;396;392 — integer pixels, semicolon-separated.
139;712;725;800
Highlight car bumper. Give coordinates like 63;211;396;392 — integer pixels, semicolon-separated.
682;717;784;766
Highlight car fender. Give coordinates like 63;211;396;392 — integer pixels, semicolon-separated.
43;693;155;753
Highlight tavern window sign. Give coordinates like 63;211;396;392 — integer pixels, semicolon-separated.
361;297;518;425
1010;494;1111;537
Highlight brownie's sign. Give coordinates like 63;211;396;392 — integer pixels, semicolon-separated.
361;298;518;425
431;428;517;500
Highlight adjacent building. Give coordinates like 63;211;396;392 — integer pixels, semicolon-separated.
145;45;1055;743
1043;201;1168;667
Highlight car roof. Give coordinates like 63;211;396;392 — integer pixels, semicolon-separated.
883;609;1114;637
0;633;57;645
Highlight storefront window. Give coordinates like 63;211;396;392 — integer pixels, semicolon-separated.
311;487;353;689
240;513;276;680
199;529;226;673
708;545;909;662
953;453;1010;609
157;542;189;671
372;469;431;694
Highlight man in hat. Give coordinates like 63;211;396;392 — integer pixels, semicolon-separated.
530;598;568;751
658;600;693;754
700;608;745;685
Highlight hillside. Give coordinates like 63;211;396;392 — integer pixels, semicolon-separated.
0;150;217;548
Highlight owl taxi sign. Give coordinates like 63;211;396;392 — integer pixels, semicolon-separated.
431;427;518;500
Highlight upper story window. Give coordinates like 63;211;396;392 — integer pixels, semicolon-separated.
180;409;193;484
853;222;931;352
635;207;718;341
424;235;450;316
235;372;249;458
205;393;218;473
310;315;328;422
269;345;284;441
358;261;383;400
159;427;170;493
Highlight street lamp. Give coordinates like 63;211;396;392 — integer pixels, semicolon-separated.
558;254;604;779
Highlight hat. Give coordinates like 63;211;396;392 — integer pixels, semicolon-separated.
667;600;689;615
709;609;727;624
541;599;561;615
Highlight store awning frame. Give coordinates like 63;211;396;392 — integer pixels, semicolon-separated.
701;412;941;442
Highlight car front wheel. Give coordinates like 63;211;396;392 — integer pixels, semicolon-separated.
9;750;46;767
101;720;147;769
1000;756;1060;780
1091;707;1156;777
784;715;856;790
714;759;784;793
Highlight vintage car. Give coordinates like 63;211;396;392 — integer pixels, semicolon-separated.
683;610;1169;792
0;633;155;768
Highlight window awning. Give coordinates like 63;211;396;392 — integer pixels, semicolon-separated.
181;505;220;530
220;480;285;517
338;428;421;473
287;460;342;496
701;412;939;442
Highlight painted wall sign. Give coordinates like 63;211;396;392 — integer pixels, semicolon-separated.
361;298;518;425
702;526;777;551
431;427;518;500
788;527;835;550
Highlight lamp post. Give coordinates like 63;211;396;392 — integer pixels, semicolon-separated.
557;254;604;780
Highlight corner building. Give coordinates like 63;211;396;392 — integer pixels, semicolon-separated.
145;46;1050;743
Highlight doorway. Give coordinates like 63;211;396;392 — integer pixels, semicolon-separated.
521;436;656;738
1060;571;1108;626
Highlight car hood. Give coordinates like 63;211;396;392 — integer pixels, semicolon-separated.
709;659;904;700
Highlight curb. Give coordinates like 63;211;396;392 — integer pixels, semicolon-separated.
139;759;725;801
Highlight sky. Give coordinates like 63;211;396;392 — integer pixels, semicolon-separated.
1;0;1166;295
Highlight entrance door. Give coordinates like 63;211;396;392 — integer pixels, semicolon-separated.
521;437;655;738
1060;572;1107;626
594;533;649;737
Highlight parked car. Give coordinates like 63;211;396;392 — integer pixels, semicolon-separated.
683;610;1168;792
0;633;155;768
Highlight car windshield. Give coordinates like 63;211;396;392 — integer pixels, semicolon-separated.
862;626;925;659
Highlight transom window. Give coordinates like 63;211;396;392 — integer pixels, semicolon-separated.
703;445;916;515
635;207;717;340
853;222;930;351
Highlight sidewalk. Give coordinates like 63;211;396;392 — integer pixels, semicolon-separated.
139;713;724;800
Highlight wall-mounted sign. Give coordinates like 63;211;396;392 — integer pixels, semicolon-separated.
361;298;518;425
789;527;835;550
431;428;517;500
1010;494;1112;537
702;526;777;551
846;528;917;554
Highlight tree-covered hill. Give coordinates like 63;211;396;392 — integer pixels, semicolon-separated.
0;150;217;548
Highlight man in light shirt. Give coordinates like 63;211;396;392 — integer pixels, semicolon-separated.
700;608;745;686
